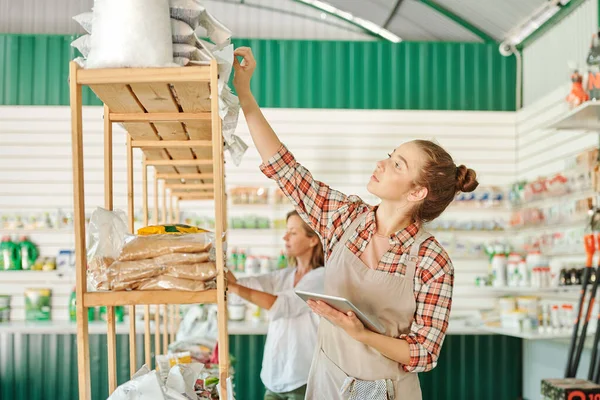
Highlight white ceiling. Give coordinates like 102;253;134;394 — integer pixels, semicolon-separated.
0;0;551;42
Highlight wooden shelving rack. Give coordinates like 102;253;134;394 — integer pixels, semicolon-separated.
69;60;229;399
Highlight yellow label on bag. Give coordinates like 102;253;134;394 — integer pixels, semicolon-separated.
137;224;209;235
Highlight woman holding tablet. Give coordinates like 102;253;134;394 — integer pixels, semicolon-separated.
233;47;479;399
227;210;325;400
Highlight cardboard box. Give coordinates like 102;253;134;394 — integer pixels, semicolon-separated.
542;378;600;400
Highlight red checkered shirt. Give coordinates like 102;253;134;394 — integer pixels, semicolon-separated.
260;144;454;373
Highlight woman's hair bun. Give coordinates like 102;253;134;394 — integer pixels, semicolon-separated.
456;165;479;193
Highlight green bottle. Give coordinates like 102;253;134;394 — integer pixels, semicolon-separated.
230;248;239;271
0;236;20;270
69;287;95;321
99;306;124;323
18;236;39;270
238;250;246;272
278;251;287;270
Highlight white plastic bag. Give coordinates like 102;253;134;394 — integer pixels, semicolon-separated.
166;363;205;399
86;0;174;68
169;0;205;29
70;34;91;58
73;12;195;46
87;207;129;262
108;365;166;400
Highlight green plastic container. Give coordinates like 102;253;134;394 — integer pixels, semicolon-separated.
0;236;20;270
25;288;51;321
18;236;39;270
69;288;95;321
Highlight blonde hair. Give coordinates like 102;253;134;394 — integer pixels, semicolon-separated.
285;210;324;269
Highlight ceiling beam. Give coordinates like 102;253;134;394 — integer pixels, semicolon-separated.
383;0;406;29
419;0;497;43
292;0;399;42
517;0;587;49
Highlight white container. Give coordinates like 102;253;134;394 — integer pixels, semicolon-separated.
245;256;261;275
228;304;246;321
518;260;530;287
492;254;508;287
517;297;539;319
501;310;526;330
498;297;516;313
260;257;271;274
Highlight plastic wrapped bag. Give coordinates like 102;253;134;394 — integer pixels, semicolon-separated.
85;0;173;69
118;233;214;262
166;362;205;399
87;207;129;261
175;305;218;346
138;224;209;236
137;275;209;291
108;365;166;400
169;0;205;29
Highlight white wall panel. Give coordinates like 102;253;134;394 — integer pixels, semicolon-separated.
0;105;515;321
522;0;598;107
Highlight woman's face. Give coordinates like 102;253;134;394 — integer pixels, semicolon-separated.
283;215;317;257
366;141;427;203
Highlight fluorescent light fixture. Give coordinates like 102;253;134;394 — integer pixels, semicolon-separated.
502;0;567;47
297;0;402;42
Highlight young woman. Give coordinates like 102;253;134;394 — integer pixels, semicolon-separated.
227;210;325;400
232;47;479;400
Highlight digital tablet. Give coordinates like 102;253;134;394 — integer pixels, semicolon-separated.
295;290;386;334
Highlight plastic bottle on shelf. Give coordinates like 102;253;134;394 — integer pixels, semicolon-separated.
492;254;507;287
260;257;271;274
238;250;246;272
518;259;529;287
229;248;239;272
277;251;287;270
0;236;20;270
18;236;39;270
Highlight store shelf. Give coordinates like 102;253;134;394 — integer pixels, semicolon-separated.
83;289;218;307
548;101;600;131
479;286;581;295
508;219;588;234
0;227;74;233
511;189;596;212
429;229;507;236
479;325;590;340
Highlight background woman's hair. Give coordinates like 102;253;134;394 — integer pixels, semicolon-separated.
285;210;325;269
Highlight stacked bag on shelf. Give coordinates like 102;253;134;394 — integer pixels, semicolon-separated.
70;0;247;166
87;208;221;292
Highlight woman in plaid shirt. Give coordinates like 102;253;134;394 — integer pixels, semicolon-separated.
233;47;479;400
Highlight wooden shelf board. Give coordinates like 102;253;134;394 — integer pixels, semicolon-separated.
84;289;218;307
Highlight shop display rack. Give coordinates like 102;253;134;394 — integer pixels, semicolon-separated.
69;60;229;399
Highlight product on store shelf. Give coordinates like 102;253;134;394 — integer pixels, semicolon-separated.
87;208;219;292
25;289;51;321
492;254;508;288
0;295;10;322
137;224;209;236
118;234;214;262
277;251;287;270
56;250;75;271
68;288;97;322
18;236;39;270
0;236;20;270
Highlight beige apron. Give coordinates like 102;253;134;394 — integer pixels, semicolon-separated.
305;213;431;400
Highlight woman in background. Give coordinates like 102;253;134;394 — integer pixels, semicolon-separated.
228;210;325;400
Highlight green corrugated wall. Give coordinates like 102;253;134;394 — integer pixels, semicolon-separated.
0;34;516;111
0;333;522;400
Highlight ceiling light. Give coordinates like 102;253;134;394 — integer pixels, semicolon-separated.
297;0;402;42
501;0;566;47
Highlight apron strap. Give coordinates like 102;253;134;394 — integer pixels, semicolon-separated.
405;230;432;283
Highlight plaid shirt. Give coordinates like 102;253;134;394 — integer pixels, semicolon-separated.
260;144;454;373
